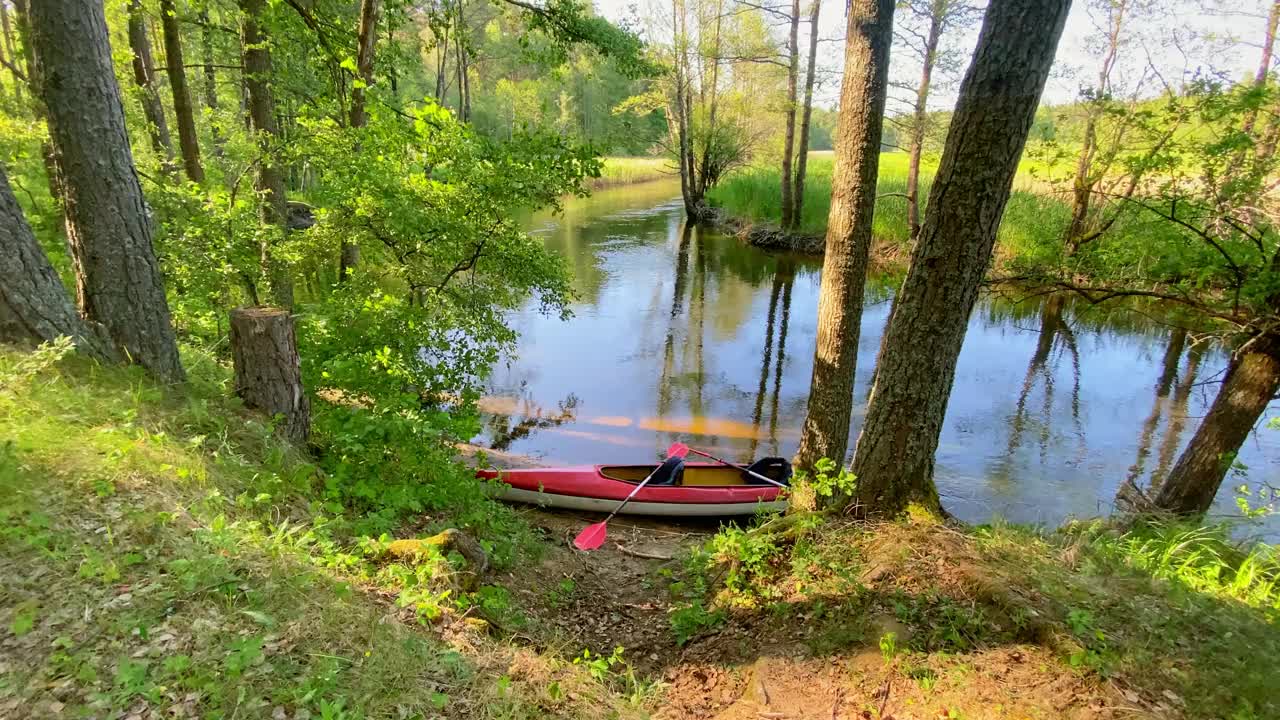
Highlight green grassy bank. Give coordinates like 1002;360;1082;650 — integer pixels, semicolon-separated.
2;344;1277;718
592;157;674;189
705;153;1129;270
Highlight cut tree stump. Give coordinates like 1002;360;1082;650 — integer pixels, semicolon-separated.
229;306;309;443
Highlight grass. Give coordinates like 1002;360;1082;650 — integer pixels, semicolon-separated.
4;339;1279;718
593;156;674;189
0;342;644;719
706;152;1087;268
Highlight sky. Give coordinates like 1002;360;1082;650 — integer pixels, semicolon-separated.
592;0;1269;111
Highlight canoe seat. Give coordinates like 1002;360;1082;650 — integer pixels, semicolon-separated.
648;456;686;486
744;457;792;485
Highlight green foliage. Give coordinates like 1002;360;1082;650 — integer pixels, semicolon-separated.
1064;520;1280;617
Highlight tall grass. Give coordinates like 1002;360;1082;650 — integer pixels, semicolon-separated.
1070;520;1280;616
707;152;1074;262
594;156;675;188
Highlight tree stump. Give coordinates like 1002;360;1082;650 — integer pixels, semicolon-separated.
229;307;309;443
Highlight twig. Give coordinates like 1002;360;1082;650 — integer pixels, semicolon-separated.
614;544;672;560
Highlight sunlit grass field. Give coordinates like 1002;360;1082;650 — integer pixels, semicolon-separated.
594;156;674;188
705;152;1073;265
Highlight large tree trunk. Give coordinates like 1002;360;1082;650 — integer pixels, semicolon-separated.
160;0;204;183
792;0;896;473
1152;340;1280;516
126;0;175;165
230;307;309;443
0;165;115;360
848;0;1070;516
239;0;294;308
779;0;801;230
29;0;185;382
906;9;943;242
342;0;380;282
791;0;822;230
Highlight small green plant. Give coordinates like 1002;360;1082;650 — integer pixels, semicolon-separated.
669;601;725;645
878;631;898;662
547;577;576;608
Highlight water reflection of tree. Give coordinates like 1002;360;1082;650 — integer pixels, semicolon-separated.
656;223;697;451
1116;334;1205;509
749;260;795;458
486;393;581;451
1003;294;1084;463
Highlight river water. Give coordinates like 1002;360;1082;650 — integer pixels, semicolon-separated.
477;180;1280;530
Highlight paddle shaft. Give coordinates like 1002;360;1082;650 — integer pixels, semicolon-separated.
686;448;789;490
601;463;665;523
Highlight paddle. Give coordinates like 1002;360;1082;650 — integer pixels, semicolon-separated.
572;442;689;551
684;446;790;490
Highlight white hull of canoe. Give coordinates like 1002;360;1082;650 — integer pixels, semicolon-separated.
499;487;788;517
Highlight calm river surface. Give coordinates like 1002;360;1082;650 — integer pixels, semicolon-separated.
476;180;1280;529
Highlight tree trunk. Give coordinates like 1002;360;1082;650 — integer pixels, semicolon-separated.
29;0;185;382
348;0;380;128
1062;0;1124;254
199;9;218;111
13;0;62;210
779;0;801;230
229;307;309;443
126;0;175;165
342;0;380;281
0;164;115;360
160;0;204;183
791;0;822;230
792;0;896;473
848;0;1070;516
906;10;943;242
1152;339;1280;516
1;0;20;103
239;0;294;308
672;0;696;215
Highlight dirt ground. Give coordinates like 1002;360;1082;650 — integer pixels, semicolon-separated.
500;509;1137;720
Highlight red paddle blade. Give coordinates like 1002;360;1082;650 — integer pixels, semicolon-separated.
573;521;608;551
668;442;690;458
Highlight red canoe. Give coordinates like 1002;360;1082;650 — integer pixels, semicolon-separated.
476;459;791;516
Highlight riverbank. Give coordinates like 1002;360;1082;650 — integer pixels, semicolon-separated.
593;156;674;190
704;153;1087;267
3;345;1277;718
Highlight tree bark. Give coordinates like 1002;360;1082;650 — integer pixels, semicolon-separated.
779;0;800;230
0;164;115;360
160;0;204;183
239;0;294;308
792;0;896;473
230;307;309;443
29;0;185;382
905;6;943;242
791;0;822;230
342;0;380;282
126;0;175;165
348;0;380;128
1152;339;1280;516
848;0;1070;516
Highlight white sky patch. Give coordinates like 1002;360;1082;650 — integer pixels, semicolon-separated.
593;0;1270;111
